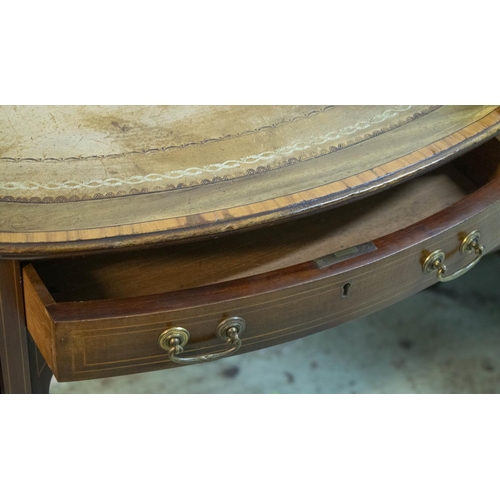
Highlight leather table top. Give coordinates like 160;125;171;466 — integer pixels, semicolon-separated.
1;105;499;256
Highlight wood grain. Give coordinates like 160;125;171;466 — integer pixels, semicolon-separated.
33;163;478;302
1;106;499;257
0;260;31;393
22;138;500;382
23;266;55;372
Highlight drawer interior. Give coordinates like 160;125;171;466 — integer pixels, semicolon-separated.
30;137;500;303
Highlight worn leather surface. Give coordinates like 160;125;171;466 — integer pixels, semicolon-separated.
1;105;439;203
1;105;499;255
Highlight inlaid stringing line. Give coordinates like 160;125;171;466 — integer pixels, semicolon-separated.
12;261;29;392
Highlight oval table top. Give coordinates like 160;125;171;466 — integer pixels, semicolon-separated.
1;105;499;257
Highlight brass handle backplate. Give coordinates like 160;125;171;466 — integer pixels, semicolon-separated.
423;230;484;282
158;317;246;365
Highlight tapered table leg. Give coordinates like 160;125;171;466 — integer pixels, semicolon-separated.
0;259;54;394
0;260;32;394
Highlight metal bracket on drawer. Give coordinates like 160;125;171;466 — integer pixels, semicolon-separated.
314;242;377;269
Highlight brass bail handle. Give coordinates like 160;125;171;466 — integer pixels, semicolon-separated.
423;230;485;282
158;317;246;365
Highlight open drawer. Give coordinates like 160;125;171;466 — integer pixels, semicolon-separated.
23;138;500;382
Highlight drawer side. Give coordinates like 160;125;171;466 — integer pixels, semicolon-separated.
23;265;57;377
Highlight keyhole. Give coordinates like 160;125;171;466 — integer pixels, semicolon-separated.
342;282;351;298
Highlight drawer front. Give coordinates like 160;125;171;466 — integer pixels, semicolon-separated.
23;177;500;382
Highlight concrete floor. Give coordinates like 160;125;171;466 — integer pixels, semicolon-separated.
50;252;500;394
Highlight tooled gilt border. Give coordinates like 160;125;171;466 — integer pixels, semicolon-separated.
0;105;441;203
1;106;336;164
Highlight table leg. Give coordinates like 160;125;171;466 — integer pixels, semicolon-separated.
0;260;32;393
0;260;54;394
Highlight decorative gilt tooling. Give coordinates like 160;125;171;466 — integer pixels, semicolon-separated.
0;105;439;203
1;106;335;163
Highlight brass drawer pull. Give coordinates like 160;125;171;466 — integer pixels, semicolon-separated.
158;317;246;365
423;230;484;282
